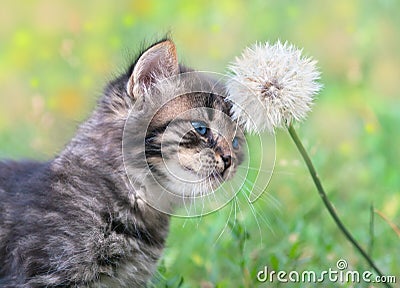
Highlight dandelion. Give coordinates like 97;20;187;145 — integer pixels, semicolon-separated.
226;41;321;133
225;41;389;284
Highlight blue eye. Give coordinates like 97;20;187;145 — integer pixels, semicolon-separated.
232;137;239;149
191;121;208;136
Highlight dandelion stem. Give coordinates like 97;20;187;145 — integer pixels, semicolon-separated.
287;123;391;288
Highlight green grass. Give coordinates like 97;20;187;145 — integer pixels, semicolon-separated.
1;1;399;287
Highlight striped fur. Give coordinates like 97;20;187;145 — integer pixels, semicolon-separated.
0;40;243;287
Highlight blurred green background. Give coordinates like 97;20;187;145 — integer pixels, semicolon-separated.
0;1;399;287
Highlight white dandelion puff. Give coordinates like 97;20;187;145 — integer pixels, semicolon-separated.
225;41;389;280
226;41;322;133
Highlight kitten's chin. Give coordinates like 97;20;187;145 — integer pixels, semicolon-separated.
137;176;216;214
166;178;220;197
156;161;225;197
138;163;238;215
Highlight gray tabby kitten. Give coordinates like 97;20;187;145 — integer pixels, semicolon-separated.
0;39;244;287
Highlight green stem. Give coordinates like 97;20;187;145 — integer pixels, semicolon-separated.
369;203;375;257
287;124;391;288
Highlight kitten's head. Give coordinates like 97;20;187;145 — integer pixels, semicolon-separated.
108;40;245;211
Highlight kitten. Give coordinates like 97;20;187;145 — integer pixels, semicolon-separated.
0;39;244;287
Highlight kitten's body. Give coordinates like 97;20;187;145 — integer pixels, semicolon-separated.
0;81;168;287
0;40;243;287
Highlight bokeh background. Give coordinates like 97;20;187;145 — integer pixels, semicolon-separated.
1;1;399;287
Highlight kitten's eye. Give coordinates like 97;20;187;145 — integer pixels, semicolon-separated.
191;121;208;136
232;137;239;149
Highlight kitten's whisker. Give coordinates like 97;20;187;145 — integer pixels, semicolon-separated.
214;172;231;199
237;184;277;237
241;165;294;176
197;180;207;222
191;181;197;216
237;173;281;211
209;172;222;205
219;175;256;247
237;165;275;174
213;196;234;246
255;192;282;211
216;172;236;204
245;192;264;245
234;172;276;205
253;203;276;237
233;173;266;196
232;196;253;249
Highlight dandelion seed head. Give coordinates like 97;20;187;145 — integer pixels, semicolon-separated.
226;41;322;133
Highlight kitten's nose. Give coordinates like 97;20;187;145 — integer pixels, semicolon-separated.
221;155;232;170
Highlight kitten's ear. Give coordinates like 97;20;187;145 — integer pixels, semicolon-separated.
127;40;179;101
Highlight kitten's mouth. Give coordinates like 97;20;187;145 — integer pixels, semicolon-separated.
184;149;230;179
209;171;224;181
178;163;228;186
181;165;221;179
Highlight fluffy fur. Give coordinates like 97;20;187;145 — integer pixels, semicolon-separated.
0;40;243;287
